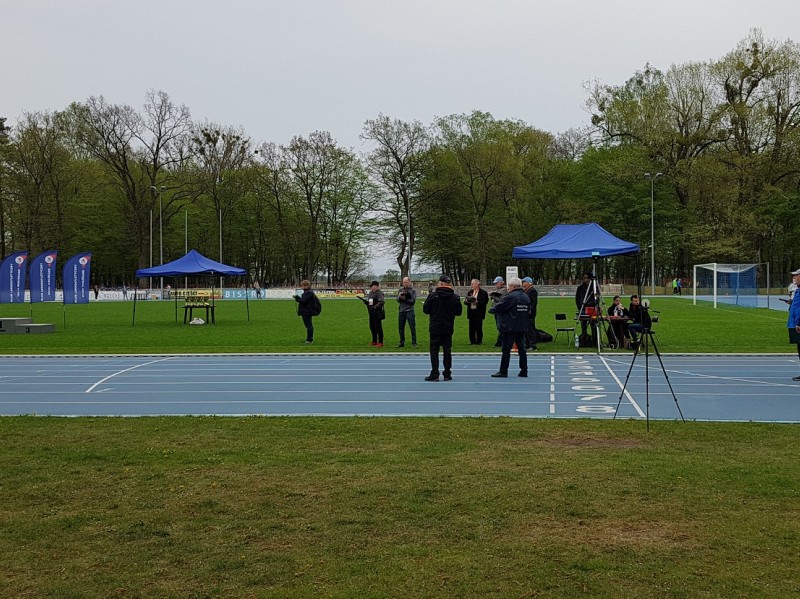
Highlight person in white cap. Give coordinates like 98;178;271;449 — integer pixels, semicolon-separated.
489;276;507;347
787;268;800;381
488;277;530;378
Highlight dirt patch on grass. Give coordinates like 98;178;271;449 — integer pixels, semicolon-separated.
532;434;648;450
515;516;700;550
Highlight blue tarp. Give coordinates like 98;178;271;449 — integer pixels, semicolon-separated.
512;223;639;259
135;250;246;277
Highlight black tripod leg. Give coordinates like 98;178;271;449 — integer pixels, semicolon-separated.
648;333;685;422
613;343;641;419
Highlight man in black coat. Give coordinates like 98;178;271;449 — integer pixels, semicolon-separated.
489;277;531;378
422;275;463;381
464;278;489;344
294;279;318;344
521;276;538;350
575;272;598;344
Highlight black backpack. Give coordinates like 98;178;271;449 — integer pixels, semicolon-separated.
311;295;322;316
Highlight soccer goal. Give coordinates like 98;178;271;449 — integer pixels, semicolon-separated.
692;263;769;308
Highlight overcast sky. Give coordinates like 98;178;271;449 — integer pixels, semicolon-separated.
3;1;796;274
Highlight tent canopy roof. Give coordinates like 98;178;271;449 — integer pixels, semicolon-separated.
135;250;246;277
512;223;640;259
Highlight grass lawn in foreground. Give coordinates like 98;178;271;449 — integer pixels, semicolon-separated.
0;296;792;354
1;417;798;598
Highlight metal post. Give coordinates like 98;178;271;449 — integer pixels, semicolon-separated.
149;209;153;293
185;208;188;291
644;173;662;295
219;208;223;291
151;186;165;296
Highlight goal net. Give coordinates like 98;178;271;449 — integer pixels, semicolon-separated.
692;263;767;308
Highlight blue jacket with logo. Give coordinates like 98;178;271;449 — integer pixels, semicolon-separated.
490;288;531;333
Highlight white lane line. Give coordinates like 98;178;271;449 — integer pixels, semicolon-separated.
599;354;645;418
85;357;176;393
550;355;556;414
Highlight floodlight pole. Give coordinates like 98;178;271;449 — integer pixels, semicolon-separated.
151;185;166;296
645;173;662;295
185;208;188;291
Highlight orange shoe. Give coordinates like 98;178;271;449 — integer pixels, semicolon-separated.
375;343;384;348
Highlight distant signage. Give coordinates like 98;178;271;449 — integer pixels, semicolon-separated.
505;266;518;283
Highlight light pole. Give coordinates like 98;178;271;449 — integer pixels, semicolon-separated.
399;180;411;279
644;173;662;295
151;186;166;295
184;208;188;291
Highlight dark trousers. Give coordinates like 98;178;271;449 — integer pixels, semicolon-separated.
429;333;453;376
301;315;314;342
499;331;527;375
610;321;630;347
369;313;384;343
468;317;484;344
525;317;537;348
398;311;416;345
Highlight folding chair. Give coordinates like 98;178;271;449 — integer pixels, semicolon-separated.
554;313;575;347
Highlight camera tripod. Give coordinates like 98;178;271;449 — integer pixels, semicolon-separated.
613;320;684;431
577;269;605;353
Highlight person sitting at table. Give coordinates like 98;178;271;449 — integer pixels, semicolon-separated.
607;295;631;348
628;294;652;347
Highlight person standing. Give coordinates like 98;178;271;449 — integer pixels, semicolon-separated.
396;277;417;348
422;275;463;381
672;277;678;295
294;280;318;344
489;277;531;378
676;277;683;295
464;278;489;344
787;268;800;381
358;281;385;347
575;272;596;344
489;276;508;347
521;276;538;350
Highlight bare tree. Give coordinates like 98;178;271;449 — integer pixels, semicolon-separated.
71;91;192;271
361;114;431;277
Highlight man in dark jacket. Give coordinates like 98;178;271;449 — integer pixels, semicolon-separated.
627;294;652;346
294;279;318;344
396;276;417;348
490;276;508;347
489;277;531;378
422;275;463;381
521;276;538;350
464;278;489;344
575;272;597;343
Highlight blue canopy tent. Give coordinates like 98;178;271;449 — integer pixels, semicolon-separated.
132;250;249;325
513;223;640;354
512;223;639;259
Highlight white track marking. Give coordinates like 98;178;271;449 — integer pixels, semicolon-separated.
85;357;175;393
598;354;646;417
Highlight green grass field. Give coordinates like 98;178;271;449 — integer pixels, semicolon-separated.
0;296;792;354
2;297;797;597
2;417;799;598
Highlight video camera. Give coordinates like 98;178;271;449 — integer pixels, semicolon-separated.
641;299;660;324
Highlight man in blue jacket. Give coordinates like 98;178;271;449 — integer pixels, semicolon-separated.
489;277;531;378
788;268;800;381
422;275;463;381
